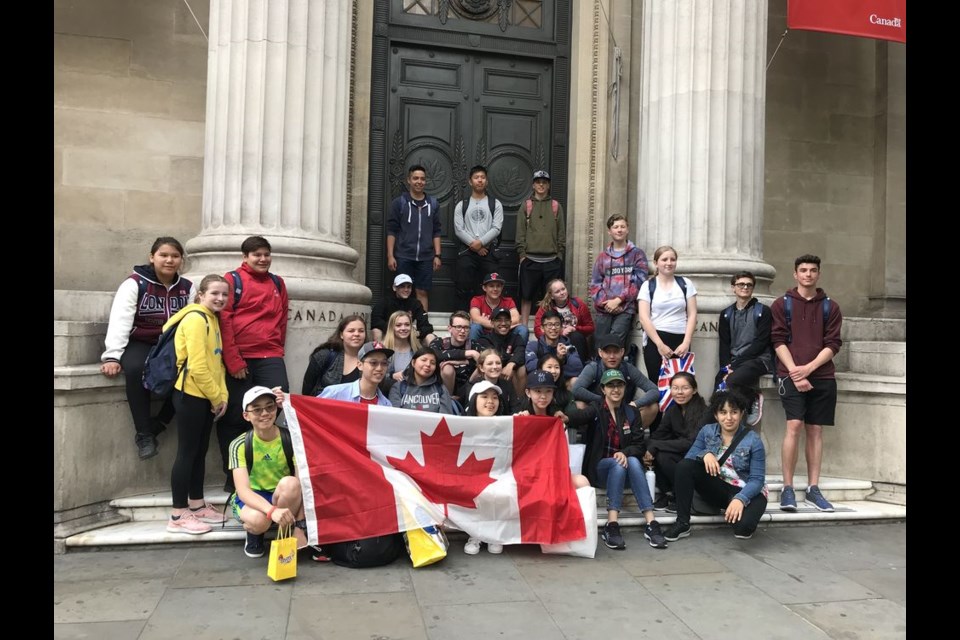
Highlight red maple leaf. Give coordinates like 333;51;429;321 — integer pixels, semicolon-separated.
386;417;496;515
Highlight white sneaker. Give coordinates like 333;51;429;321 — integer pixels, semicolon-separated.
464;537;481;555
486;543;503;554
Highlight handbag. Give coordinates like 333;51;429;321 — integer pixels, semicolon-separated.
267;524;298;581
404;525;449;568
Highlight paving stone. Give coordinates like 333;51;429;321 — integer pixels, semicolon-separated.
790;599;907;640
422;601;564;640
54;620;146;640
287;591;427;640
840;567;906;605
54;549;187;582
138;584;291;640
55;579;168;623
410;544;535;606
170;545;285;588
292;557;414;595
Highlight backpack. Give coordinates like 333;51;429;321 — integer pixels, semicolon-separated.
783;296;832;344
460;193;501;250
524;198;560;221
324;533;406;568
245;427;295;478
721;301;775;372
142;310;208;397
647;276;688;312
228;270;283;310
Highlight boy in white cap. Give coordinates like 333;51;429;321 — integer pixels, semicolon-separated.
228;386;307;559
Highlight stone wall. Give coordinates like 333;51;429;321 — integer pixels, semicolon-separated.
763;0;905;315
54;0;209;291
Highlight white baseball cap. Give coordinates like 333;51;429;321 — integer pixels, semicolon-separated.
242;386;276;411
393;274;414;287
468;380;503;401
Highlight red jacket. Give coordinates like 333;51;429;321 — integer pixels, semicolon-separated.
533;296;595;338
219;263;289;374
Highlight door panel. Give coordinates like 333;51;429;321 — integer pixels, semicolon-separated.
386;46;553;310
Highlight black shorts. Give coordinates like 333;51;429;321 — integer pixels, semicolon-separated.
778;377;837;426
518;257;563;302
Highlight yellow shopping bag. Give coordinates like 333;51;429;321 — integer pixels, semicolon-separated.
404;525;448;568
267;524;298;581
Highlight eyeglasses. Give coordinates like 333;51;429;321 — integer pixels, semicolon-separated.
364;360;390;369
734;283;755;289
246;404;277;415
450;325;470;331
604;382;626;389
670;386;693;393
542;322;562;328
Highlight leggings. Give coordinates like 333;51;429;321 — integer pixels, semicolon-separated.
171;393;214;508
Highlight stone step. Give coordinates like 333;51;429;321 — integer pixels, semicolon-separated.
54;320;108;367
843;341;906;377
595;476;873;508
110;488;234;522
63;499;906;549
841;317;906;342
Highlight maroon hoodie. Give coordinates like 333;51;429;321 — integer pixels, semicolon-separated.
770;287;842;379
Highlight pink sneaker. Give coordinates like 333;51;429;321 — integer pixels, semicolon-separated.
189;503;228;524
167;513;212;535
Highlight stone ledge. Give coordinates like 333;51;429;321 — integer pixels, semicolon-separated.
54;364;124;391
759;372;905;395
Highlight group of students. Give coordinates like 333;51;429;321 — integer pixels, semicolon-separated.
101;222;842;556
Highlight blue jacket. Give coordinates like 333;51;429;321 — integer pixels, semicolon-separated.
685;423;766;506
387;192;442;262
318;380;391;407
524;335;584;378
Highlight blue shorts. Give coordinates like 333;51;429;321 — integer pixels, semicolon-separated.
232;489;274;521
395;257;434;291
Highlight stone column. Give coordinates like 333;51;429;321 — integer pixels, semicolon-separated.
186;0;370;391
634;0;775;383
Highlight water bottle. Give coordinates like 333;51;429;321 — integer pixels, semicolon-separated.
645;468;657;503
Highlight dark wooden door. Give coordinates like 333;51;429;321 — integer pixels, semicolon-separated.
385;46;553;309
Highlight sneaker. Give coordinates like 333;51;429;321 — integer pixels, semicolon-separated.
804;485;835;512
746;393;764;427
644;520;668;549
652;494;670;510
244;532;265;558
734;531;754;540
665;499;678;514
136;434;158;460
166;513;212;535
602;522;625;550
486;543;504;554
190;503;229;524
464;537;481;555
663;521;691;542
780;485;798;512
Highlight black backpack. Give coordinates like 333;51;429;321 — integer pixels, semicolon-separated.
142;310;208;397
324;533;406;568
647;276;688;312
783;296;832;344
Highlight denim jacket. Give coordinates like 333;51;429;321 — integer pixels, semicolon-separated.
685;423;766;506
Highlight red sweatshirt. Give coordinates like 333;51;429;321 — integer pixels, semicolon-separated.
219;263;289;374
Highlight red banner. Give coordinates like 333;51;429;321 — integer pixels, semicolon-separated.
787;0;906;44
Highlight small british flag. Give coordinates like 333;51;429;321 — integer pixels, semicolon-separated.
657;352;697;412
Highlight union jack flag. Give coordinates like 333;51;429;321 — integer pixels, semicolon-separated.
657;352;697;412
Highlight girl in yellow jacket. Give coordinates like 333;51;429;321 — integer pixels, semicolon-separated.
165;274;231;535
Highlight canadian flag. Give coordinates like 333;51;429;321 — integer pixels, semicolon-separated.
285;396;587;546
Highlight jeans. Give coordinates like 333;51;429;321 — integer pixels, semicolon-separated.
597;455;654;513
594;313;634;348
673;457;768;537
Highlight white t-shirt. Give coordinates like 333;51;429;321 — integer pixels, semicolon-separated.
637;277;697;335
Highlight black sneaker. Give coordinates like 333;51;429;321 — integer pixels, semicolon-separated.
664;521;691;542
136;434;158;460
665;500;678;514
644;520;668;549
244;532;265;558
652;494;670;510
602;522;626;550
